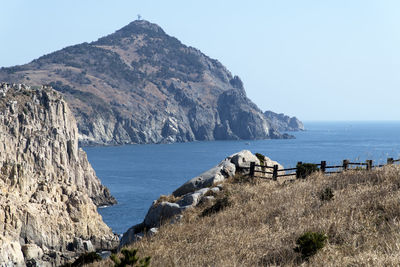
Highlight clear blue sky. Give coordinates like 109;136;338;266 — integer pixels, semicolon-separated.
1;0;400;121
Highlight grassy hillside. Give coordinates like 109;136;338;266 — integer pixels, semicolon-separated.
92;165;400;266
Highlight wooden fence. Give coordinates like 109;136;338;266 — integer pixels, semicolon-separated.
249;157;400;181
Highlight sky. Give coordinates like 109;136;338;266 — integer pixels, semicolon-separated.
1;0;400;121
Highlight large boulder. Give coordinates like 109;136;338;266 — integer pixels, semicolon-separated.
144;202;182;228
230;150;260;169
173;150;260;197
176;188;210;208
172;159;235;197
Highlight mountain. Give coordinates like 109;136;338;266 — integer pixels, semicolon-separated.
264;110;304;132
0;20;298;145
0;83;118;266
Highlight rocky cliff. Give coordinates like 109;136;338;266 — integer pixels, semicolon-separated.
0;83;118;266
264;110;304;132
0;20;295;145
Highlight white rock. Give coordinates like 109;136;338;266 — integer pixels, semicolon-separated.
210;187;220;194
0;241;25;266
230;150;260;169
21;243;43;261
148;228;158;237
83;240;95;252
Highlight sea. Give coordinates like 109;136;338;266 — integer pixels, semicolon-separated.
84;121;400;235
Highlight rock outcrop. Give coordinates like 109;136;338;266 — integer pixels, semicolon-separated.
264;110;304;132
0;83;118;266
0;20;296;145
119;150;283;248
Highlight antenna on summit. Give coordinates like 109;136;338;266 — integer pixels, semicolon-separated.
137;14;142;20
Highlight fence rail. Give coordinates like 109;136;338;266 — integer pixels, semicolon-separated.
249;157;400;181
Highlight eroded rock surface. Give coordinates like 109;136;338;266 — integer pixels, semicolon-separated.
0;83;118;266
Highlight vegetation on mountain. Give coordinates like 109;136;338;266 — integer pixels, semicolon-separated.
0;20;300;145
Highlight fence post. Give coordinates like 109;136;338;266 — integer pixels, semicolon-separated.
249;162;255;177
366;160;373;171
387;158;394;165
321;161;326;173
343;159;349;171
296;161;302;179
273;165;278;181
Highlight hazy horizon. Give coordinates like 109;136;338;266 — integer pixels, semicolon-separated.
1;0;399;121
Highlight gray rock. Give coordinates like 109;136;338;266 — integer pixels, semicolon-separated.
73;237;84;251
173;150;260;197
83;241;94;252
173;166;223;197
119;223;145;249
144;202;182;228
176;188;210;208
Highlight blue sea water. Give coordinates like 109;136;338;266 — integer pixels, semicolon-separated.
84;121;400;234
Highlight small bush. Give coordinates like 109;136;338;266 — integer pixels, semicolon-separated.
201;195;231;217
255;153;265;165
320;187;334;201
110;248;151;267
296;163;319;179
294;231;327;260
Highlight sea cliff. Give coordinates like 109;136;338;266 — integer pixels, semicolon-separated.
0;83;118;266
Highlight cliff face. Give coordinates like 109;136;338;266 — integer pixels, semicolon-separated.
264;110;304;132
0;83;118;266
0;20;293;145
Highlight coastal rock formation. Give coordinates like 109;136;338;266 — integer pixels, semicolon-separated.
120;150;283;248
0;20;296;145
0;83;118;266
264;110;304;132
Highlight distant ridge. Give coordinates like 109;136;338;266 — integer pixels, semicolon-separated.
0;20;302;145
264;110;304;132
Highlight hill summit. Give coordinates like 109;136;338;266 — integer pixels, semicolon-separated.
0;20;299;145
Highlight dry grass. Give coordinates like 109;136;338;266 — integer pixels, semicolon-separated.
92;165;400;266
155;194;182;205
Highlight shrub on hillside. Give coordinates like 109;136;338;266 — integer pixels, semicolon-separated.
296;163;319;179
255;153;265;165
320;187;334;201
201;195;231;217
294;231;327;260
110;248;151;267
